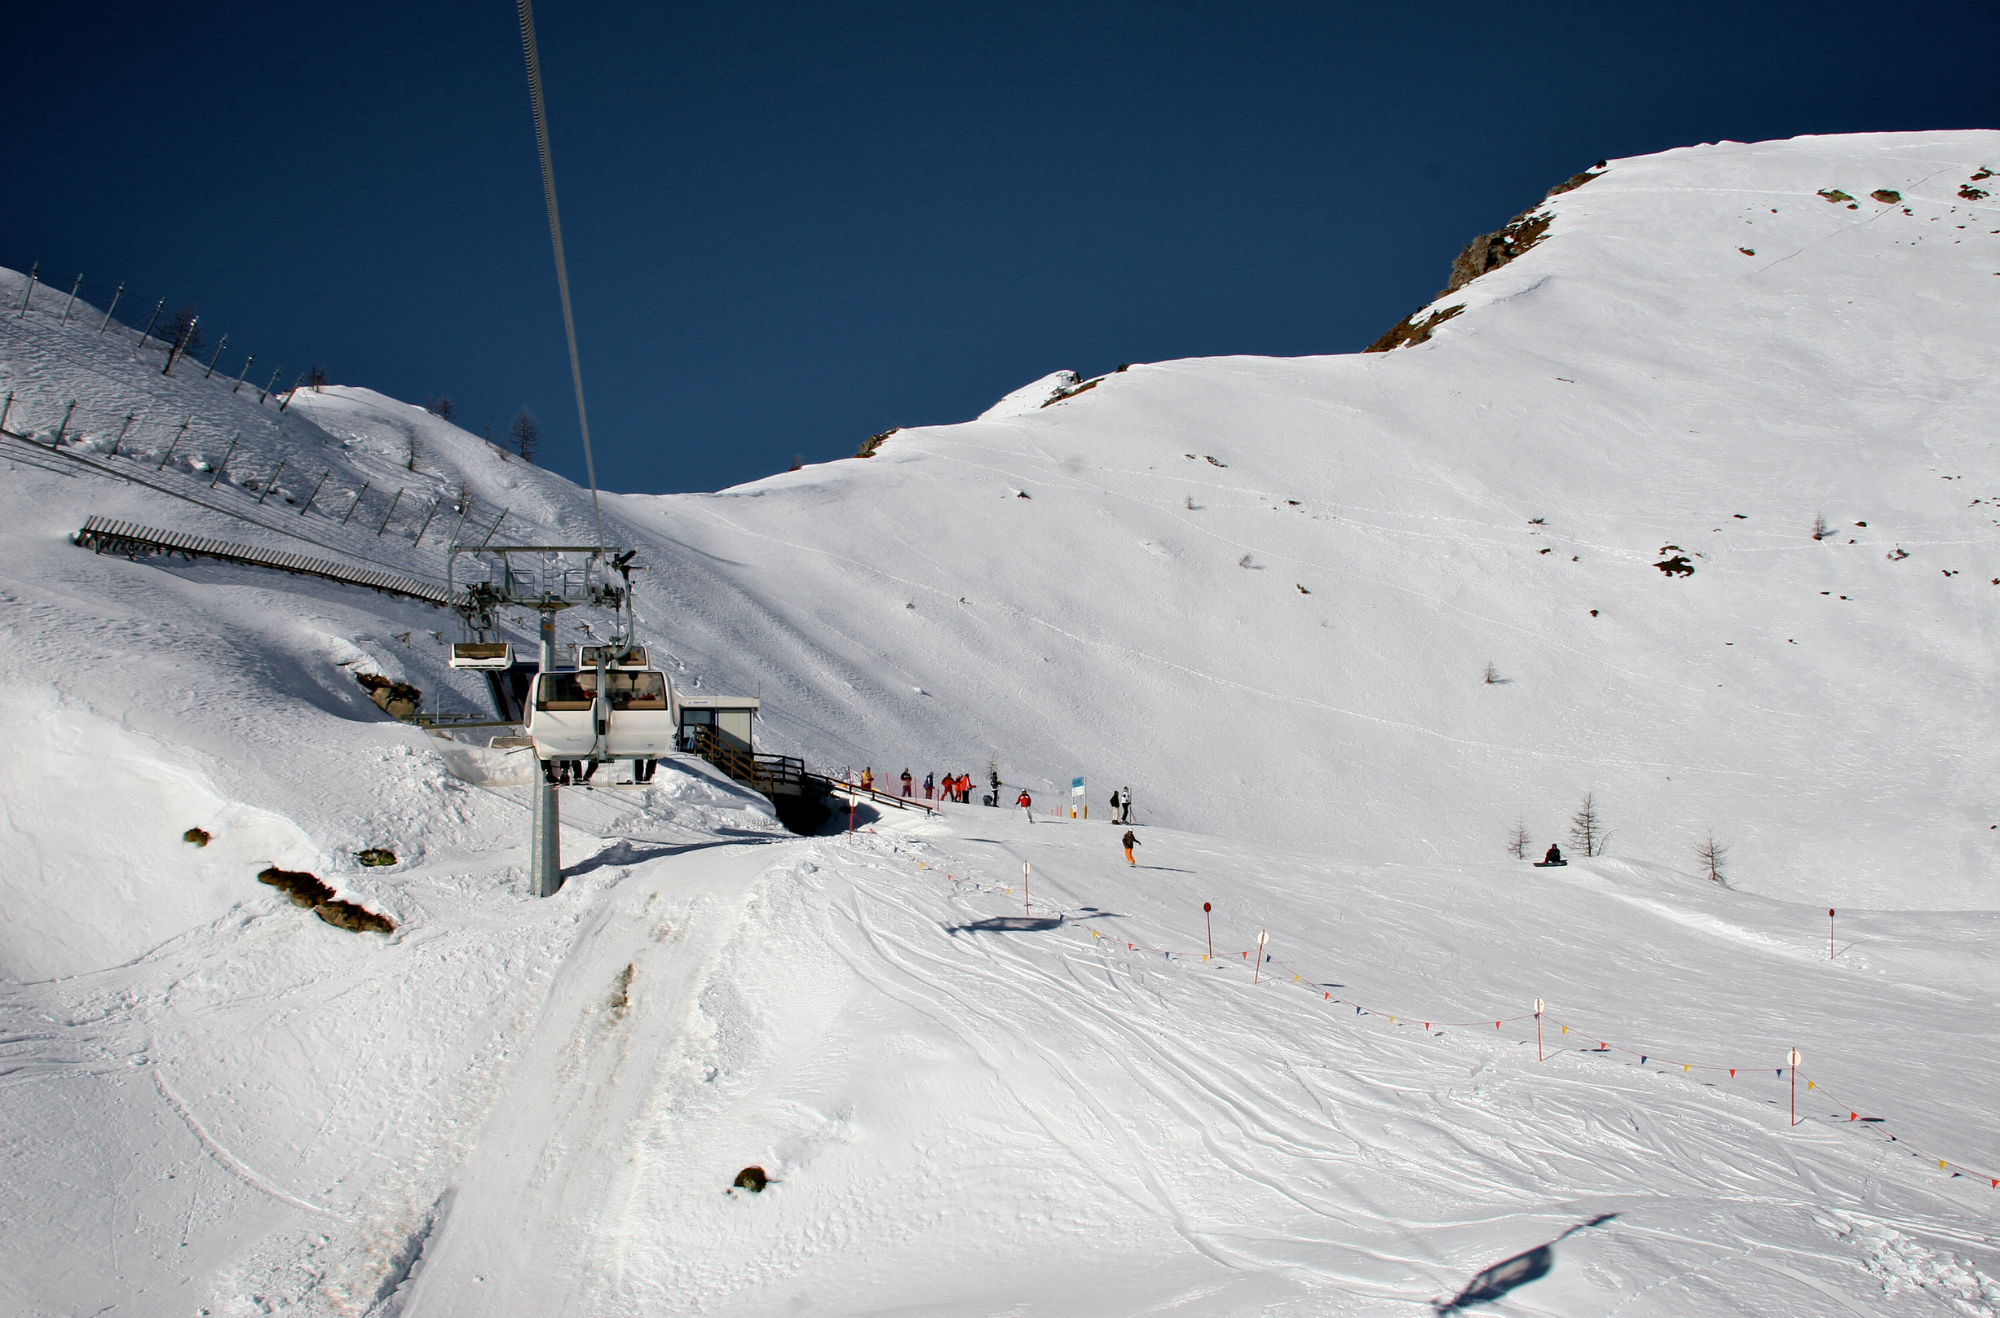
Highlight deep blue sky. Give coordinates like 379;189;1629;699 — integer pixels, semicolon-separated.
8;2;1993;493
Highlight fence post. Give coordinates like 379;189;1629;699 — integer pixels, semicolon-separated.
111;412;136;456
0;392;12;434
255;457;288;504
209;432;239;486
299;469;330;516
278;373;302;411
377;488;405;534
259;367;281;403
411;498;440;545
202;333;229;379
232;353;254;393
134;298;164;355
16;262;37;316
98;282;125;333
478;506;510;550
52;400;77;446
59;274;83;325
157;417;191;471
341;482;369;525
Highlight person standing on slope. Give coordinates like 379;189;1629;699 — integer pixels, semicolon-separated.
1122;829;1140;866
923;771;934;800
1118;786;1133;824
900;768;913;798
861;767;874;793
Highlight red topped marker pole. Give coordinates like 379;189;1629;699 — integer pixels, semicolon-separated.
1204;902;1213;960
1828;908;1836;960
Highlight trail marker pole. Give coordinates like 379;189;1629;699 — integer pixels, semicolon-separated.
135;298;164;354
59;273;82;325
1254;930;1267;983
1789;1049;1801;1126
203;333;228;378
1204;902;1213;959
17;262;38;316
1535;998;1544;1061
158;417;191;470
0;392;13;433
232;354;254;393
52;401;76;446
377;488;405;534
256;457;286;503
1024;862;1031;917
209;433;238;486
98;282;124;333
1828;908;1836;960
299;468;331;516
341;482;368;525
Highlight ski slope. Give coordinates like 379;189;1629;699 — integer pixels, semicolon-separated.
0;129;1997;1317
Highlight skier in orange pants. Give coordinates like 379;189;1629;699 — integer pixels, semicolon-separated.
1122;829;1139;865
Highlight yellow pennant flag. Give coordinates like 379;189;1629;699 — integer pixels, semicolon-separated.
1560;1025;1568;1034
1942;1160;1949;1170
1807;1081;1815;1090
1684;1064;1690;1073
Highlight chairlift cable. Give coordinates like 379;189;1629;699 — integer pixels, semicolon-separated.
517;0;606;553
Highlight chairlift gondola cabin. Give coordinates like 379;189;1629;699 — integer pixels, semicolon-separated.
526;659;676;780
449;641;515;670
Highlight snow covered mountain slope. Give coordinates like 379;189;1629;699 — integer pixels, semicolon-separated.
0;129;1995;1317
609;129;2000;909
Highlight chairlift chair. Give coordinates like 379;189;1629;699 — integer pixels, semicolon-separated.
526;663;676;783
449;641;515;670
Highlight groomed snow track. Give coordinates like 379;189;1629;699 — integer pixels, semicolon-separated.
71;514;455;607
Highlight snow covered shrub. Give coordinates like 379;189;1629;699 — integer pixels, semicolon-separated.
855;428;897;458
1696;832;1729;883
183;827;211;847
356;849;397;867
1870;189;1901;204
1507;818;1531;859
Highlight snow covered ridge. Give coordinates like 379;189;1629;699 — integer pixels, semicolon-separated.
2;132;1999;1316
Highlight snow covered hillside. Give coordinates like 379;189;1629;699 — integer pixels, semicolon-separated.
1;129;1996;1317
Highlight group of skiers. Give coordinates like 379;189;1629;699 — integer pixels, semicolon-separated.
854;765;1144;865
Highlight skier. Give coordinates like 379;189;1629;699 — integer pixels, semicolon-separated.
923;771;934;800
1118;786;1133;824
861;767;874;792
1122;829;1139;866
900;768;913;798
1017;788;1033;823
1538;843;1566;867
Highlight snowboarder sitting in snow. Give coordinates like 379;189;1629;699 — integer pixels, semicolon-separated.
1122;829;1140;866
1537;843;1566;867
